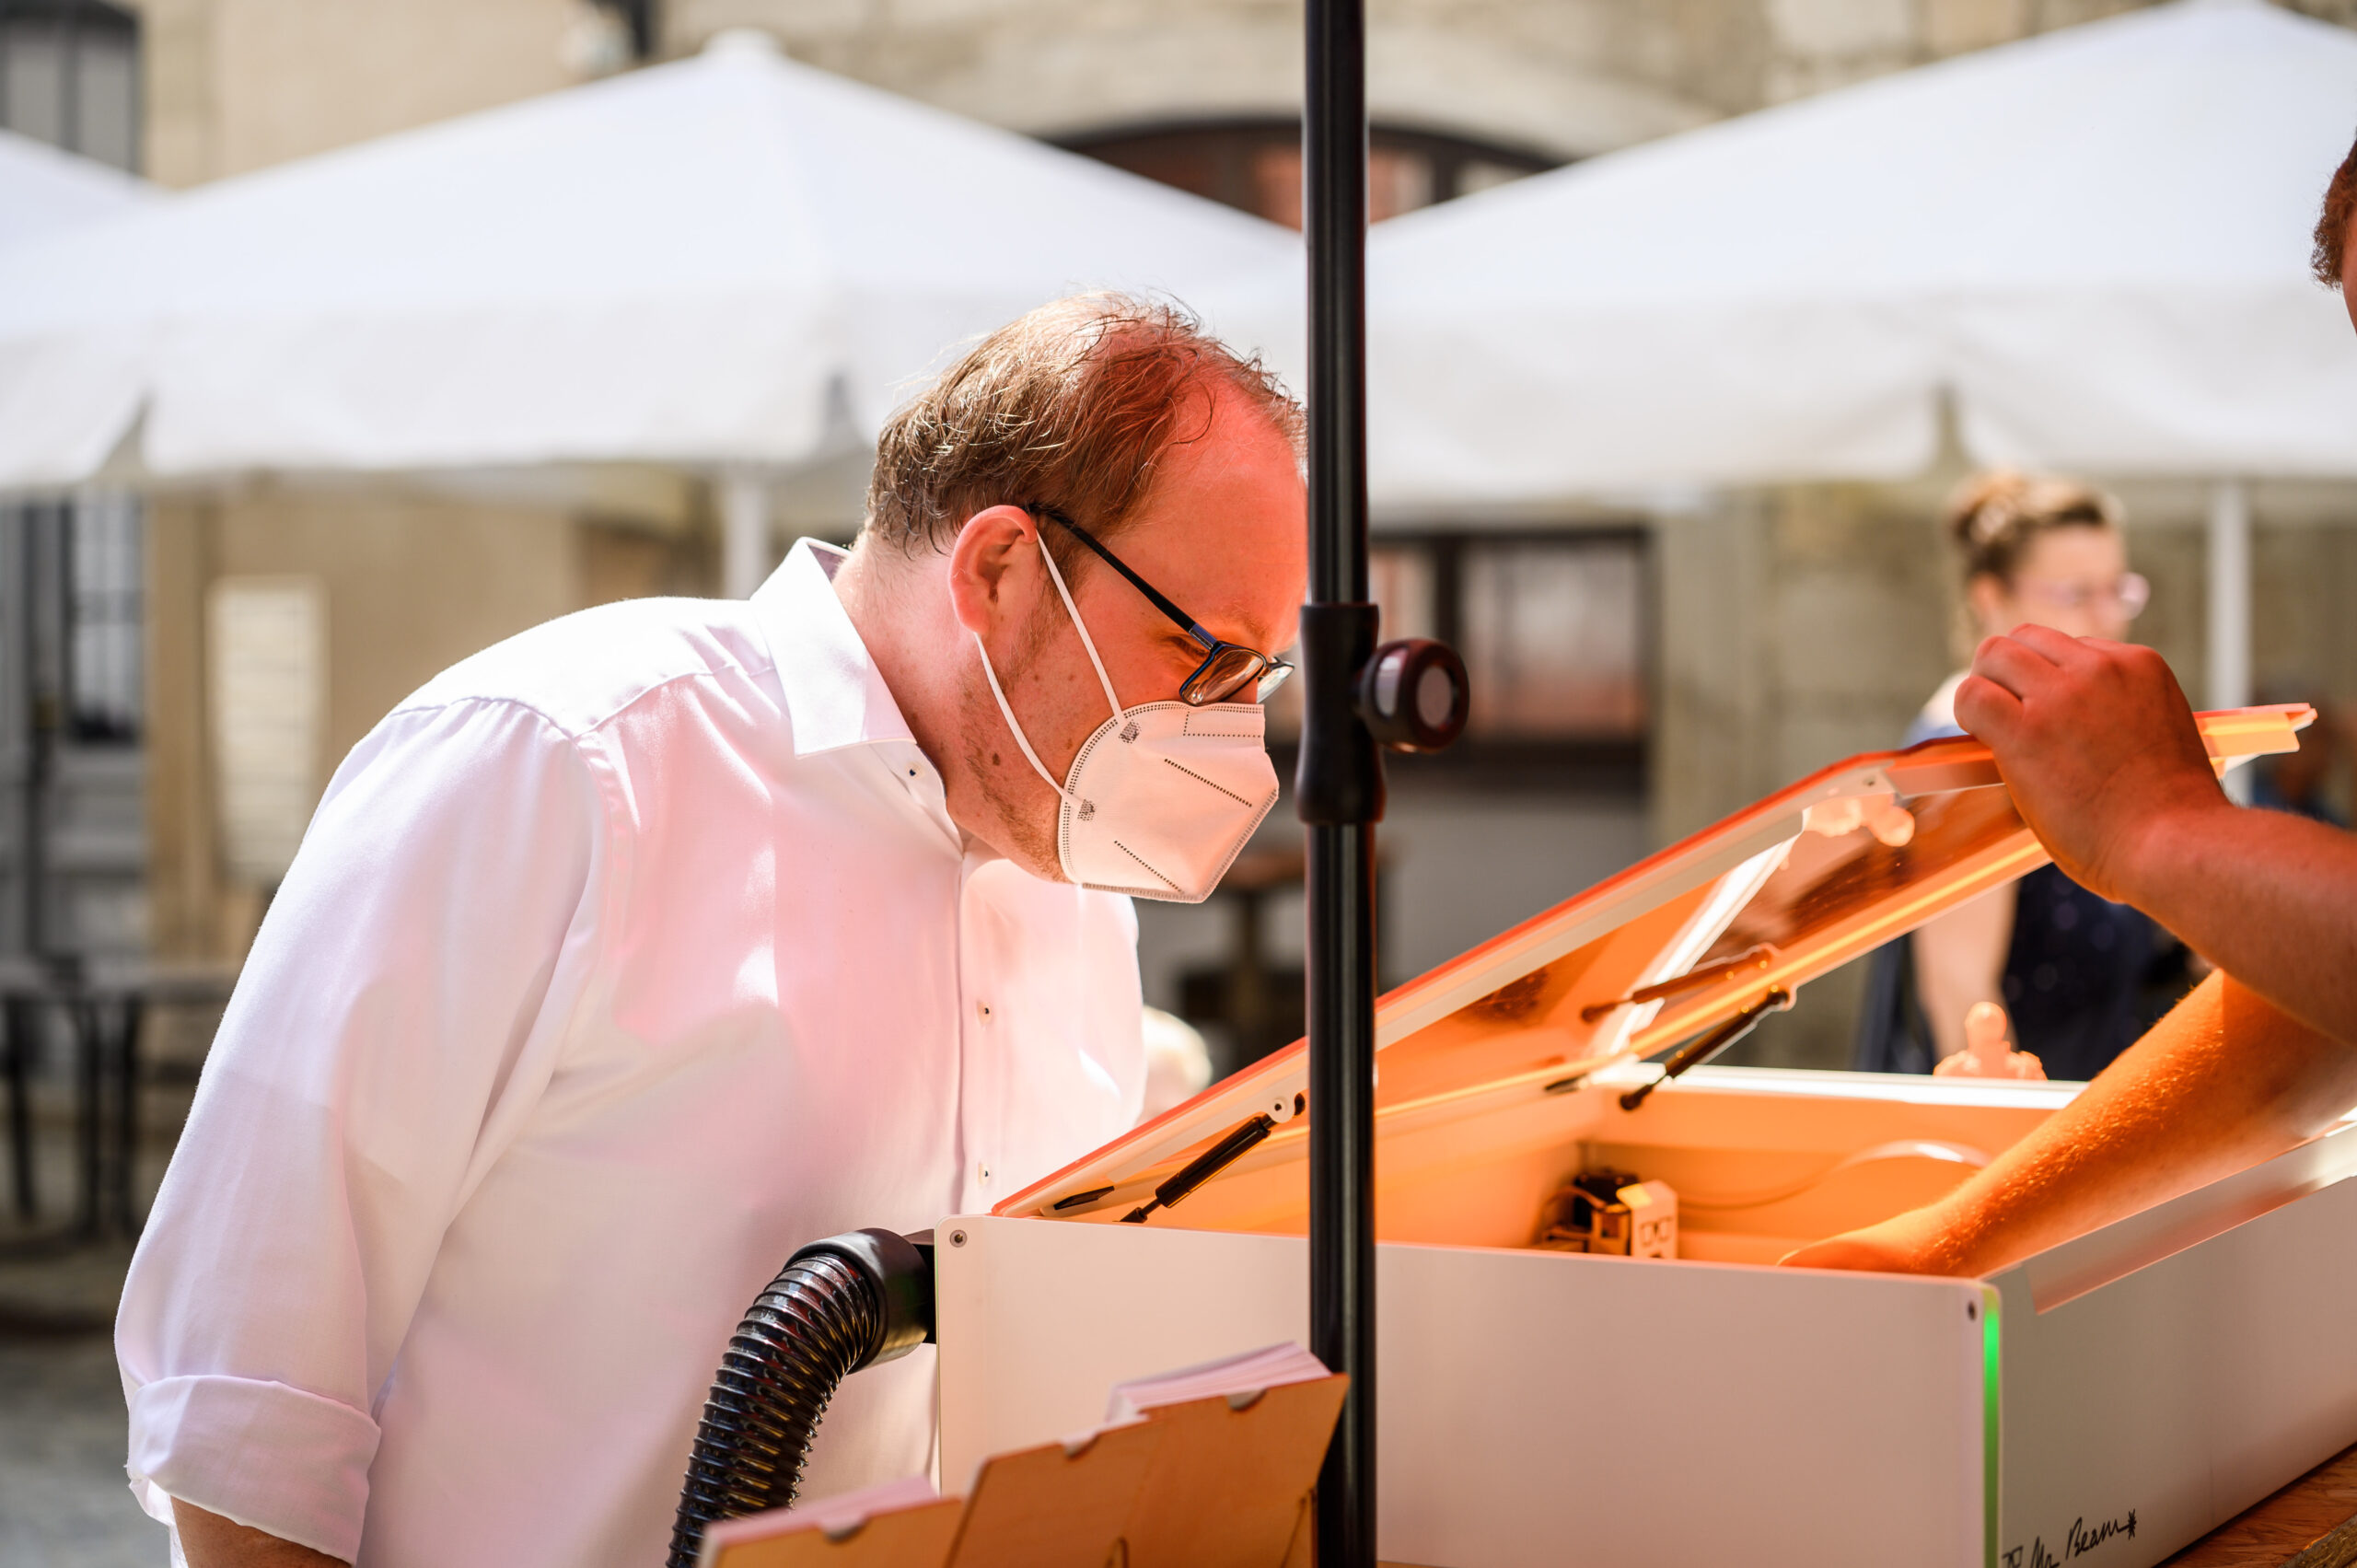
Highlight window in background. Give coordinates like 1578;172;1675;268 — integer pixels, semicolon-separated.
1062;120;1558;229
1262;528;1649;784
69;493;139;742
1369;543;1437;642
3;495;145;743
3;496;146;958
0;0;139;171
562;0;659;77
1458;536;1645;738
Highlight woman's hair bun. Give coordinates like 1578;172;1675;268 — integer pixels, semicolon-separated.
1946;469;2120;583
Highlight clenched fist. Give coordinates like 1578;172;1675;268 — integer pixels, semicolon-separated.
1952;627;2227;909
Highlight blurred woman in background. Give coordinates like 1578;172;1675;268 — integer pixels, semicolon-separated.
1856;470;2192;1078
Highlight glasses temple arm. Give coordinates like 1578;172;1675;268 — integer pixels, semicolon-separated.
1035;507;1214;645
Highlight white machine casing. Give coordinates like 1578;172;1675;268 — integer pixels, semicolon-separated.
935;705;2345;1568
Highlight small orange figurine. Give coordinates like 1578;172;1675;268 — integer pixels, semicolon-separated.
1933;1001;2047;1080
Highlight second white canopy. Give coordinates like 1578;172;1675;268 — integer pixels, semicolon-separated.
1218;0;2357;507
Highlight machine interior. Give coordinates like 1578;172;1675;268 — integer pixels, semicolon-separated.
1004;708;2311;1265
1034;755;2068;1259
1052;1061;2067;1263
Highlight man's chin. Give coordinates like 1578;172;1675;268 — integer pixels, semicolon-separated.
955;788;1066;883
971;826;1065;883
955;702;1070;882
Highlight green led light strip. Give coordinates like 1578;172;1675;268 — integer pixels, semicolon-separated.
1982;1283;2003;1568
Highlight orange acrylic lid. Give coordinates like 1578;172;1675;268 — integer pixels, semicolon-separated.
999;703;2313;1220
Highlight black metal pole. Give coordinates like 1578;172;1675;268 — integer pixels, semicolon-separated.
4;999;32;1221
1304;819;1376;1564
1299;1;1379;1563
18;509;53;962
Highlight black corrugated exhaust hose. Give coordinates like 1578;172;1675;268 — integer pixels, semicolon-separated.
666;1227;934;1568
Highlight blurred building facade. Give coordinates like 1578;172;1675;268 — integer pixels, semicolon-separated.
5;0;2353;1067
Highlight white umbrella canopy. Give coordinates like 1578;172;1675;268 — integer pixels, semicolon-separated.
0;129;150;252
1221;0;2357;508
0;30;1293;490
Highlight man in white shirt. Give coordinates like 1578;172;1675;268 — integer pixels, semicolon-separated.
118;294;1308;1568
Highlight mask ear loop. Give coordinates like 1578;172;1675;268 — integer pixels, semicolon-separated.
972;630;1073;799
1033;531;1125;720
964;526;1130;802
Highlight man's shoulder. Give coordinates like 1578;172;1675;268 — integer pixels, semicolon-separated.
394;597;778;740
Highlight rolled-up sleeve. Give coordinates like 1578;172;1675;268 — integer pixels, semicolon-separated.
116;697;608;1561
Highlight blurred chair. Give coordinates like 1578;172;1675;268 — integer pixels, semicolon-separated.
0;956;235;1239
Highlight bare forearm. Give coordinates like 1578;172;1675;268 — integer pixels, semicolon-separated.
1786;972;2357;1277
175;1502;345;1568
2119;804;2357;1048
1945;630;2357;1046
1910;973;2357;1275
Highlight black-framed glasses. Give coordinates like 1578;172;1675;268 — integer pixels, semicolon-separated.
1030;505;1295;706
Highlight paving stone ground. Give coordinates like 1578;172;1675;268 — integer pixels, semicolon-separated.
0;1330;162;1567
1;1079;192;1567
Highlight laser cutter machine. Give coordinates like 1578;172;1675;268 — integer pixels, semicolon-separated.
929;703;2357;1568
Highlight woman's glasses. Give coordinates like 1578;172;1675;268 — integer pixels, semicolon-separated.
2015;571;2151;619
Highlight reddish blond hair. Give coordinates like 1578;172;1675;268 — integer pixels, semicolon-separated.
865;294;1302;560
2315;130;2357;288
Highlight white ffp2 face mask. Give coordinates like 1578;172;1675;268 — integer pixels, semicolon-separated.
974;535;1280;903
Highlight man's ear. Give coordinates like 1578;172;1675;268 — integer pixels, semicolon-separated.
946;505;1041;637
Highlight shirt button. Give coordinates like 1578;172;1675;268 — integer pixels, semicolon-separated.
977;1002;992;1021
977;1163;993;1184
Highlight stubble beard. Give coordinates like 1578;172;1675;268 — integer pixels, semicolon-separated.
959;621;1068;882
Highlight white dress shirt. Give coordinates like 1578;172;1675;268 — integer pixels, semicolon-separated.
116;540;1145;1567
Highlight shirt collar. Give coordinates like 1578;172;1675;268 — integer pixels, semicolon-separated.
751;539;918;758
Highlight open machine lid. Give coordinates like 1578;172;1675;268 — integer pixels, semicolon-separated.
1001;703;2312;1221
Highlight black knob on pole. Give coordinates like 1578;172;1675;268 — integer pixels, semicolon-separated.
1354;639;1469;754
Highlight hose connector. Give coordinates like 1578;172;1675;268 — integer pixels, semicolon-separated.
798;1226;935;1366
667;1227;937;1568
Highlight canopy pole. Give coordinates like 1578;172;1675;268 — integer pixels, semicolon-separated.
1299;0;1380;1564
2207;478;2252;804
722;470;771;599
